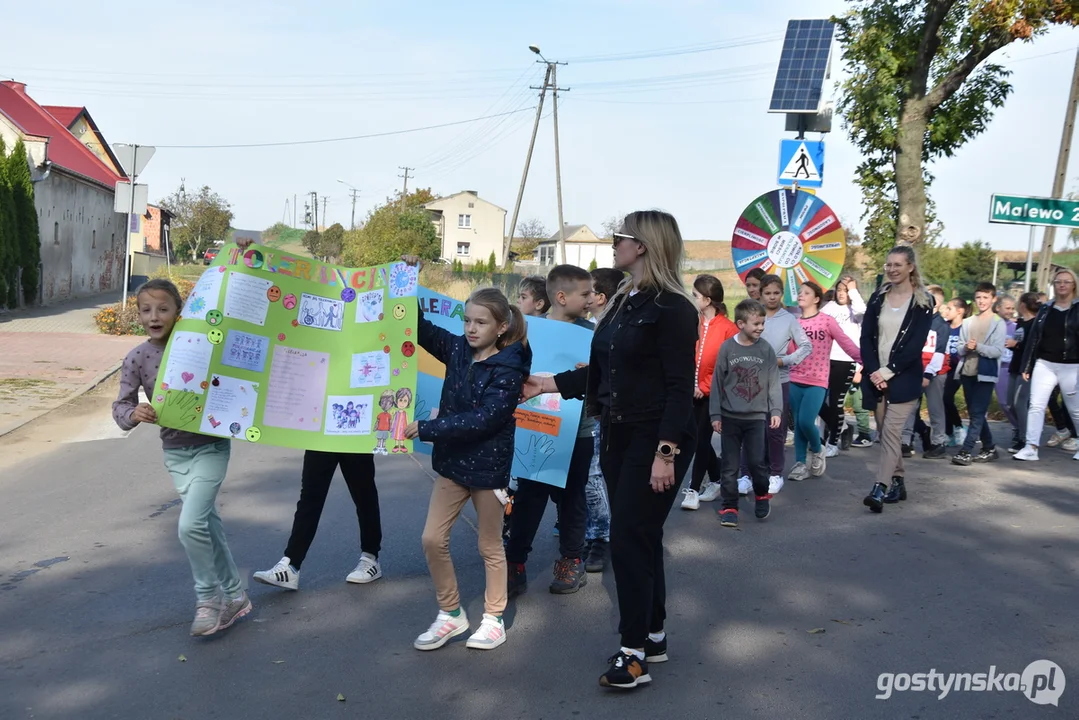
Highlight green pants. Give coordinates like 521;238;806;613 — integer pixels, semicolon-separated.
163;440;242;602
846;387;872;435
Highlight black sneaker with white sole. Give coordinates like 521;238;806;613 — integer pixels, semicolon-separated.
973;448;999;463
599;651;651;689
644;635;668;663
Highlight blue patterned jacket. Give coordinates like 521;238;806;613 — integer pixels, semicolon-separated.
416;312;532;489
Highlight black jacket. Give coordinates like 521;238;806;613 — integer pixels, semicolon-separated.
416;311;532;489
585;288;698;443
859;289;934;408
1022;298;1079;376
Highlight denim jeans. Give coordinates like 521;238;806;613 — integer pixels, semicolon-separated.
585;427;611;542
162;440;242;603
960;375;995;453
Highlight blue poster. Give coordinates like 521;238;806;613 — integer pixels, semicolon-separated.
415;288;592;488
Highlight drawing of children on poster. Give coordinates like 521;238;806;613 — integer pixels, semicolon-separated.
390;387;412;453
374;390;394;455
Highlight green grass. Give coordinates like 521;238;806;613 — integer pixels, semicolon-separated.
261;227;308;255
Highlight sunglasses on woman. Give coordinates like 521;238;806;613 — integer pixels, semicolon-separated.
612;232;636;249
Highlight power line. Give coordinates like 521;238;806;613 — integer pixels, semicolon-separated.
563;33;782;63
151;108;536;149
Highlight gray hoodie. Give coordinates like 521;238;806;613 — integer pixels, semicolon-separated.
761;307;812;383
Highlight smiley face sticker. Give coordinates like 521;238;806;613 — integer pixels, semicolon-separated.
392;303;407;320
245;426;262;442
208;328;224;345
206;309;223;326
267;285;282;302
283;294;297;310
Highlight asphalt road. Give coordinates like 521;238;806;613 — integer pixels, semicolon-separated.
1;391;1077;720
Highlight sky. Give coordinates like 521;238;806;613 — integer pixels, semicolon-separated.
3;0;1078;251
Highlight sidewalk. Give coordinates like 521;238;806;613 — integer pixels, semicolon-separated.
0;292;143;436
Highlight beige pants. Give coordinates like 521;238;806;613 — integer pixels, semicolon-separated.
421;476;507;616
874;397;919;486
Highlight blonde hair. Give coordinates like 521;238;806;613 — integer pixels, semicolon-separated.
468;287;528;349
605;210;691;317
881;246;934;309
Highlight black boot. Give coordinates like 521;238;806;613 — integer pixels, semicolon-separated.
585;539;608;573
883;476;907;504
863;482;887;513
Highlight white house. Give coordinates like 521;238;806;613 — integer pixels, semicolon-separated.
536;224;614;268
424;191;506;265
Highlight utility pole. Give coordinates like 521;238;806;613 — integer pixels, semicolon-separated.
312;191;319;232
1037;46;1079;293
348;189;358;230
293;194;297;226
322;196;328;229
504;46;569;267
399;166;414;200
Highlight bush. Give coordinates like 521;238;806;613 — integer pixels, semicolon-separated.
93;274;195;336
588;258;598;271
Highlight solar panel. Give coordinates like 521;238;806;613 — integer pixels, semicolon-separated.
768;19;835;114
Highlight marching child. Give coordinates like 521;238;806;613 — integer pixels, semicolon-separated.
111;279;251;637
942;298;969;445
403;261;531;652
712;299;783;527
951;282;1007;466
517;275;549;317
916;285;953;459
506;265;595;596
1008;292;1042;453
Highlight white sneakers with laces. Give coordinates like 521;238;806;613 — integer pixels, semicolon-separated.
809;449;827;477
253;557;299;591
465;614;507;650
824;443;840;458
698;482;723;502
737;475;752;495
680;489;700;510
414;609;470;651
346;553;382;584
1013;445;1039;461
768;474;784;494
1062;437;1079;453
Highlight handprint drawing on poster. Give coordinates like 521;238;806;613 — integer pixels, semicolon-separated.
513;435;557;476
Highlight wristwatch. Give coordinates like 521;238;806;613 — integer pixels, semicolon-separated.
656;442;680;459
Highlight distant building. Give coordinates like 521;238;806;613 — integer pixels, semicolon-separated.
536;224;613;268
0;81;126;305
129;205;173;255
424;191;506;264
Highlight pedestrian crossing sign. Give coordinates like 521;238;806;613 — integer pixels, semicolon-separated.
778;139;824;188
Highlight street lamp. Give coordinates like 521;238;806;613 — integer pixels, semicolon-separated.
337;179;360;231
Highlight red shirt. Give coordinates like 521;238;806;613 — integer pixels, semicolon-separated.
696;313;739;395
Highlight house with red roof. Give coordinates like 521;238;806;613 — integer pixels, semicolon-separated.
0;81;128;305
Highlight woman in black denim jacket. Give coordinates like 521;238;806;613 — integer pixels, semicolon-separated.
585;210;697;689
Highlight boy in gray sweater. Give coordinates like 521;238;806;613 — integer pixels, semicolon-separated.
711;299;783;527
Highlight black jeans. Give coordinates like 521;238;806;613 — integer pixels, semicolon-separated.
719;415;769;510
960;376;995;453
284;451;381;568
943;374;964;435
601;419;692;649
690;397;720;491
506;435;592;563
820;361;855;444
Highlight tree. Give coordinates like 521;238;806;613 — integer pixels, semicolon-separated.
6;140;39;304
320;223;345;262
487;251;498;272
512;217;548;259
302;230;322;257
835;1;1077;246
954;239;996;292
160;184;233;262
588;258;598;272
342;189;440;267
263;222;292;244
601;215;625;239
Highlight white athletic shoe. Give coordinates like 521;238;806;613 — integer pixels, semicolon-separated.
1013;445;1039;462
785;430;795;447
346;553;382;584
824;443;840;458
809;450;827;477
787;462;810;481
465;614;507;650
1046;431;1069;448
768;474;785;494
698;482;723;502
737;475;752;495
680;489;700;511
414;610;470;651
1062;437;1079;453
253;557;299;591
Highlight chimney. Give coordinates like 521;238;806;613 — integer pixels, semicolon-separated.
3;81;27;94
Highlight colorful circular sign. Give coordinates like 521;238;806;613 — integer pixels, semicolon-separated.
732;189;846;305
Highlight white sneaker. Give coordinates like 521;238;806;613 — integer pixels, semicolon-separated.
1013;445;1039;462
824;443;840;458
253;557;299;591
698;482;723;502
346;553;382;584
1062;437;1079;453
680;489;700;511
465;613;507;650
768;474;784;494
414;609;470;651
787;462;809;481
1047;431;1069;448
785;430;794;447
737;475;752;495
809;450;826;477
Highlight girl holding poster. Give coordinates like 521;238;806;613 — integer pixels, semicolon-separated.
400;257;531;653
111;279;251;638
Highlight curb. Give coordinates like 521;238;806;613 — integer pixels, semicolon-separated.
0;360;125;439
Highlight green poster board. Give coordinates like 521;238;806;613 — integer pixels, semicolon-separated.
151;244;419;454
